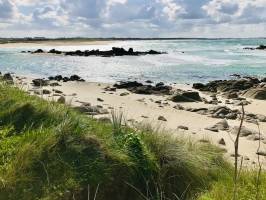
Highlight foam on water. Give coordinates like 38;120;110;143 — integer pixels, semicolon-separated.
0;39;265;83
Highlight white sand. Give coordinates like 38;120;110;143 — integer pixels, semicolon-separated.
0;40;112;48
14;77;266;168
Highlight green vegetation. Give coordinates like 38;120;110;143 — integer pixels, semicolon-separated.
0;82;265;199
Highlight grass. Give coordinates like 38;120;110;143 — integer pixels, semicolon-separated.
0;81;265;199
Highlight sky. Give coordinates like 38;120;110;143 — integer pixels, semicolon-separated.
0;0;266;38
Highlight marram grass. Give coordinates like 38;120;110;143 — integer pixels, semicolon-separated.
0;82;265;200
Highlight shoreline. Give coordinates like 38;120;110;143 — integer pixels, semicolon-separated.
10;74;266;168
0;40;113;48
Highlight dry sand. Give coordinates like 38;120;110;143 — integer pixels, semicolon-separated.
14;76;266;168
0;40;112;48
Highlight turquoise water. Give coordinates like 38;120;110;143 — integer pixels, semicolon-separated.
0;39;266;83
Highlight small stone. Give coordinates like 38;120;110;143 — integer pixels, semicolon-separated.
53;89;63;94
57;96;66;104
173;104;185;110
120;92;129;96
97;98;104;102
158;116;167;121
218;138;226;145
256;151;266;157
43;89;51;95
205;119;229;132
178;125;189;130
244;156;250;160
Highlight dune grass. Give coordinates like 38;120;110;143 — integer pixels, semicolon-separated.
0;82;265;199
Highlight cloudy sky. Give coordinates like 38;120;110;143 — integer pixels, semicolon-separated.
0;0;266;38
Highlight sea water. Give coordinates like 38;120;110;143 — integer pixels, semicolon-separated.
0;39;266;83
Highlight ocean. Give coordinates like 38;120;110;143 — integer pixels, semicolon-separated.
0;39;266;84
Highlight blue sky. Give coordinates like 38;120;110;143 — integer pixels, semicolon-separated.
0;0;266;38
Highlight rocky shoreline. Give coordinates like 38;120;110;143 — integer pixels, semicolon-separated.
244;44;266;50
1;72;266;164
23;47;166;57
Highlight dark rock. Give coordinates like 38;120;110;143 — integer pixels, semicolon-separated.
104;87;116;92
158;116;167;121
33;49;44;53
3;73;13;84
218;138;226;145
42;89;51;95
114;81;172;95
70;74;81;81
223;92;238;99
173;104;185;110
146;80;153;83
230;126;258;137
243;88;266;100
54;75;63;81
192;83;205;90
205;119;229;132
49;49;62;54
256;151;266;156
171;91;202;102
178;125;189;130
114;81;143;89
63;77;70;82
32;47;165;57
32;79;48;87
97;98;104;102
120;92;129;96
57;96;66;104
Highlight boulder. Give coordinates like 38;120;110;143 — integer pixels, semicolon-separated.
171;91;202;102
230;126;258;137
57;96;66;104
3;73;13;84
70;75;81;81
32;79;49;87
158;116;167;121
244;88;266;100
205;119;229;132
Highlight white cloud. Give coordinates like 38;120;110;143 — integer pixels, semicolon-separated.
0;0;265;37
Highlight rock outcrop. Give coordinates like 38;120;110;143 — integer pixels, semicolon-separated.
27;47;166;57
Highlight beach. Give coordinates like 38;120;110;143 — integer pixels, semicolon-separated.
13;75;266;168
0;40;112;48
